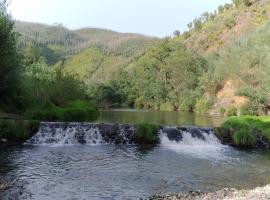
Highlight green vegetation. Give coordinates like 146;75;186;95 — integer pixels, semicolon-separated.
0;1;99;129
0;1;21;112
0;120;39;142
14;21;156;66
135;123;159;144
222;116;270;145
233;129;256;147
110;39;208;111
25;100;99;122
11;0;270;115
2;0;270;133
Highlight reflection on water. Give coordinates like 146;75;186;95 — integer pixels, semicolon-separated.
97;109;226;127
1;146;270;200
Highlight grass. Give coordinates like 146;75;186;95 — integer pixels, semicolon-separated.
135;123;159;144
222;116;270;145
233;129;257;147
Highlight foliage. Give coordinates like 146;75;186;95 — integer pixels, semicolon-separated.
135;123;159;144
21;63;87;108
195;99;211;114
0;3;21;110
25;100;99;122
220;107;226;115
111;39;208;111
232;129;256;147
0;119;40;141
203;22;270;114
227;107;238;116
222;116;270;141
14;21;155;66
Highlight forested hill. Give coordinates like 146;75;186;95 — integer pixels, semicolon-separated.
10;0;270;116
14;21;157;65
179;0;270;54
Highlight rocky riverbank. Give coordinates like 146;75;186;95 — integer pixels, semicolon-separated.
147;184;270;200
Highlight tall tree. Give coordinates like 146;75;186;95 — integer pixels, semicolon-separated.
0;0;21;105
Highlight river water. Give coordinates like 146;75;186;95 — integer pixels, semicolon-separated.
0;110;270;200
97;109;226;127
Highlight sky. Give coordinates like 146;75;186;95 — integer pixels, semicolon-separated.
9;0;232;37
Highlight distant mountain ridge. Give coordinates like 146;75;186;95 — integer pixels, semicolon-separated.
14;21;157;65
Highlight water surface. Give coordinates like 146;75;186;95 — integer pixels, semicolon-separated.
97;109;226;127
1;144;270;200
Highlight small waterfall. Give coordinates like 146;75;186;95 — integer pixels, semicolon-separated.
27;123;104;145
159;127;229;160
160;126;221;145
26;122;136;146
27;122;225;157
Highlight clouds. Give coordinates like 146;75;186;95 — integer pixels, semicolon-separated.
8;0;232;37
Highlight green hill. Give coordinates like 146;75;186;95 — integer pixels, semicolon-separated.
14;0;270;114
14;21;157;65
180;0;270;54
106;0;270;113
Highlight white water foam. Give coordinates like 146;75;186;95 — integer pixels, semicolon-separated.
159;129;231;161
27;124;104;146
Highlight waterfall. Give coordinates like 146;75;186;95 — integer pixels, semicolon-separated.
159;127;229;160
27;123;224;153
26;122;136;146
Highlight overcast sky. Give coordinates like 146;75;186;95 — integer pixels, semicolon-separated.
9;0;231;37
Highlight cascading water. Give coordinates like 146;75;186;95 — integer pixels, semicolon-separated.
26;122;136;146
27;123;228;160
159;127;230;160
27;122;104;146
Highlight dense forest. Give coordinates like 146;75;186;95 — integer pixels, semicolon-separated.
1;0;270;118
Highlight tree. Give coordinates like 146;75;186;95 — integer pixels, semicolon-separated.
173;30;180;37
0;1;21;106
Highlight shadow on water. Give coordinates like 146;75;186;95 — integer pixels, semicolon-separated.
135;145;155;155
96;109;226;127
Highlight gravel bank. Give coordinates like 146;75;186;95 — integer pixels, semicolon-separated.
148;184;270;200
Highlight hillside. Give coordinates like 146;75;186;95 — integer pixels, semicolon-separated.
13;0;270;115
14;21;156;65
105;0;270;114
179;0;270;54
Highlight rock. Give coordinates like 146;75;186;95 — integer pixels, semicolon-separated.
1;138;8;143
162;128;183;142
178;126;206;140
146;184;270;200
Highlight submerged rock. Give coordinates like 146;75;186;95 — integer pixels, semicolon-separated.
162;128;183;142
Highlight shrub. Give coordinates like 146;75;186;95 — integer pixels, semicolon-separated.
135;123;159;144
25;100;99;122
220;107;226;115
195;99;211;114
222;116;270;142
240;101;264;116
233;129;256;147
25;103;64;121
227;107;238;116
224;17;236;29
0;120;39;141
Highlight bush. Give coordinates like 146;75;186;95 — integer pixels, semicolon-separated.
25;100;99;122
222;116;270;141
0;120;39;141
25;103;64;121
220;107;226;115
195;98;211;114
233;129;256;147
135;123;159;144
227;107;238;116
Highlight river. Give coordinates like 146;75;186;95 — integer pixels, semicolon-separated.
0;110;270;200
